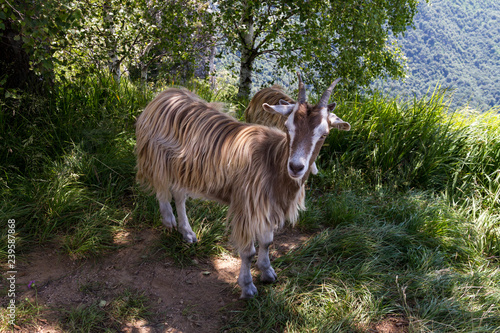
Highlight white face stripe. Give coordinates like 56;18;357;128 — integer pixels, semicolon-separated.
286;107;330;180
284;103;300;132
284;103;299;147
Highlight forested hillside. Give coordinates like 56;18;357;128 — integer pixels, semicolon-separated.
374;0;500;110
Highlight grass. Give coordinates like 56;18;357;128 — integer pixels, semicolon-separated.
62;289;150;332
224;189;500;332
322;87;464;191
0;75;151;259
0;284;150;332
0;298;44;332
155;199;230;265
1;75;500;332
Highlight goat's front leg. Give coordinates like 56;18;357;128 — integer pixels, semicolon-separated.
238;244;257;299
172;190;197;243
257;229;277;283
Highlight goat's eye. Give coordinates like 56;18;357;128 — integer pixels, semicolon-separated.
321;133;328;139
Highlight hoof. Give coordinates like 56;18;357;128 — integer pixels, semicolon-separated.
182;230;198;243
260;267;277;283
239;283;258;299
162;216;177;229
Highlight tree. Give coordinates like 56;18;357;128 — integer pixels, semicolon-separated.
59;0;215;83
217;0;419;99
0;0;80;90
59;0;156;82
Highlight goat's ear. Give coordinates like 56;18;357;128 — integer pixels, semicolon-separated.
327;102;337;112
328;113;351;131
279;99;292;106
262;103;295;116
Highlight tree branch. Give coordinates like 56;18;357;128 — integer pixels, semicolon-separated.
4;0;23;19
254;9;296;53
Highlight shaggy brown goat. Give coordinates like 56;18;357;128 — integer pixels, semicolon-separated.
135;74;350;298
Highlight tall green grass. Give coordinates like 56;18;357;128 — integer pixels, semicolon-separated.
325;88;500;208
323;88;465;191
0;75;154;259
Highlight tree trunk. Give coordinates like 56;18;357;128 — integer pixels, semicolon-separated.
0;20;36;90
103;1;121;82
108;53;121;82
140;64;148;82
237;2;255;100
208;43;217;89
238;48;254;100
140;42;154;82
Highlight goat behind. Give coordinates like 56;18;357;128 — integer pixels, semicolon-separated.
244;83;348;175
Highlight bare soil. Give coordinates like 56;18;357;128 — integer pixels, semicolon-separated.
2;228;308;332
2;228;407;332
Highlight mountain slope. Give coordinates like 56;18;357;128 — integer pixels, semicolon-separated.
375;0;500;110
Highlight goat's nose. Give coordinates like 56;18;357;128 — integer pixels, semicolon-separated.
289;161;305;175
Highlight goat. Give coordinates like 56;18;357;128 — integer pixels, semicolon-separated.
135;74;351;299
244;83;345;174
244;85;294;131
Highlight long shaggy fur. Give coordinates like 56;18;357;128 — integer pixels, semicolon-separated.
244;85;293;131
136;88;305;251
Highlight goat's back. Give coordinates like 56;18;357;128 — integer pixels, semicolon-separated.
135;88;285;204
244;85;294;131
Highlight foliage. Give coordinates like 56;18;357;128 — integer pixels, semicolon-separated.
0;0;81;90
217;0;420;99
58;0;215;82
2;0;422;100
0;0;216;90
375;0;500;110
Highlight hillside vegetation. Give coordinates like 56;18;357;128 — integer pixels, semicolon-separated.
1;76;499;331
375;0;500;110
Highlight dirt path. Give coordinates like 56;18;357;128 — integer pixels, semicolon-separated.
3;228;309;332
3;227;407;332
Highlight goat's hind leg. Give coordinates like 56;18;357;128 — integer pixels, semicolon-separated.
172;190;197;243
158;193;177;229
157;191;197;243
257;229;277;283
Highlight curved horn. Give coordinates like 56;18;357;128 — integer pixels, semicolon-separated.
297;72;306;103
318;78;342;108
